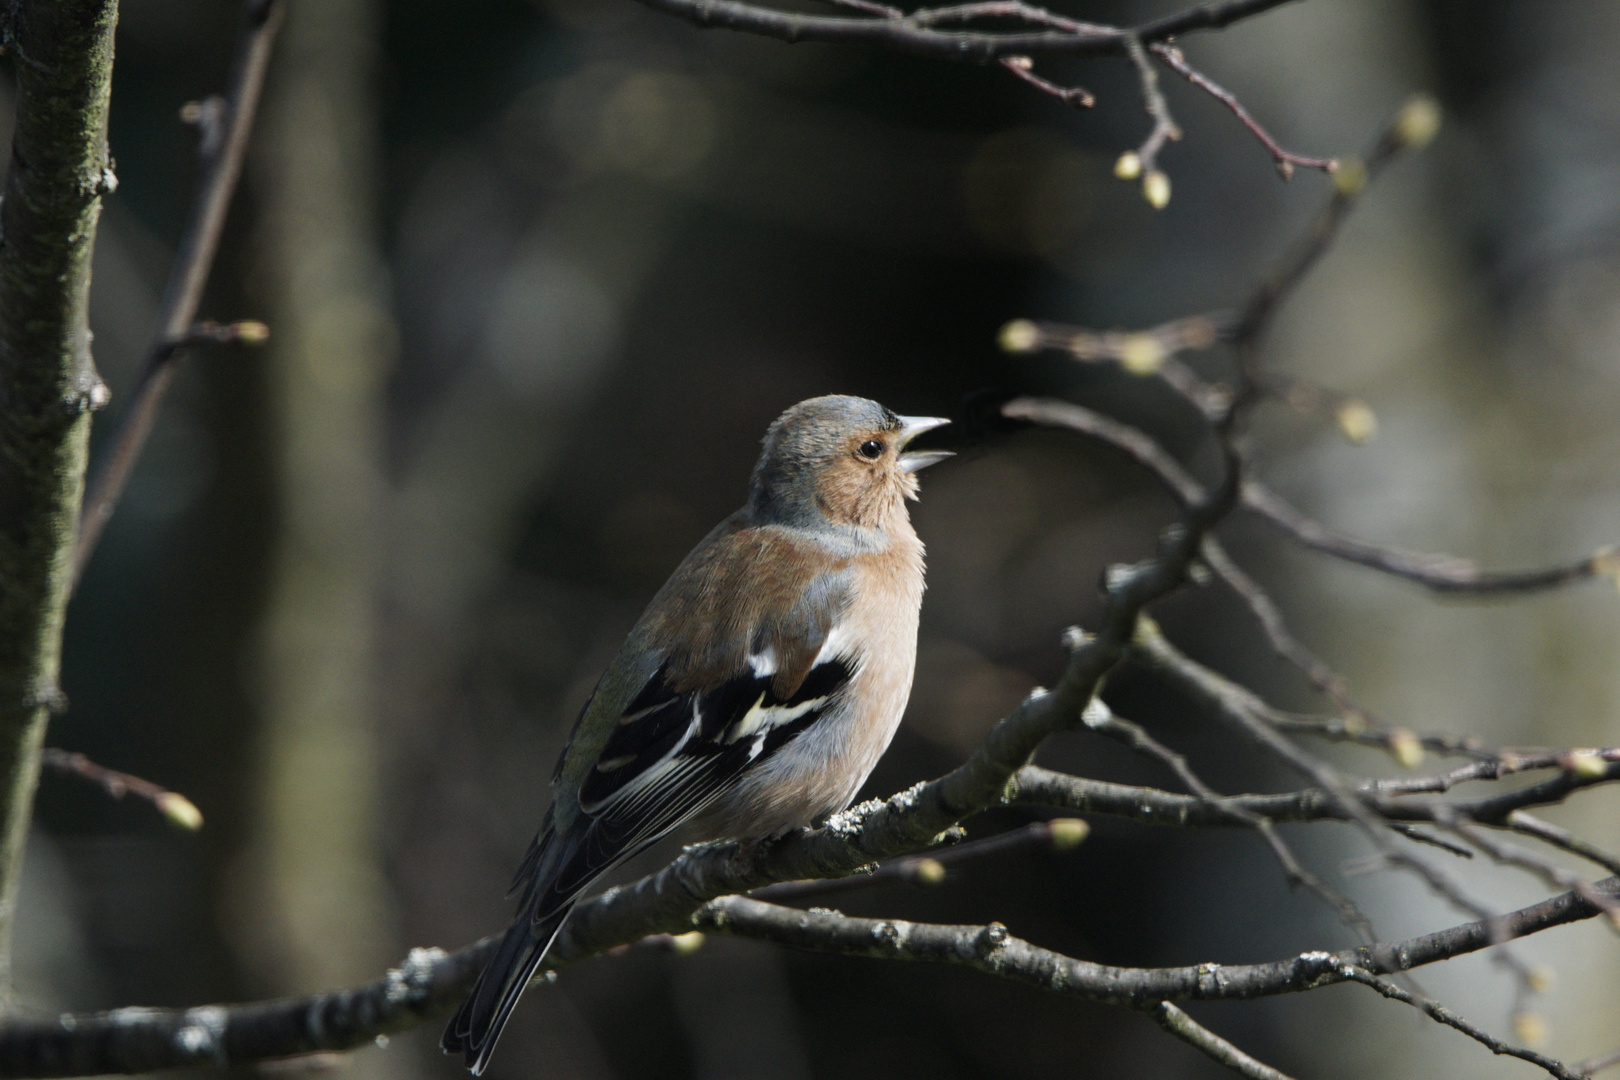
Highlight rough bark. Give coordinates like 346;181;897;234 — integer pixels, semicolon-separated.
0;0;119;985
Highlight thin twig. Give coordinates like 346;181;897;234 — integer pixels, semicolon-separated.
1577;1047;1620;1078
1443;817;1620;931
1338;966;1579;1080
1150;1001;1298;1080
1133;625;1539;987
39;749;203;830
1150;42;1336;179
1003;394;1612;776
817;0;901;16
1002;396;1401;750
71;0;284;590
1506;812;1620;879
1000;56;1094;108
1008;763;1620;840
1117;33;1180;204
1242;481;1618;596
750;817;1088;902
1386;824;1475;860
1236;94;1438;340
1084;700;1382;946
630;0;1297;62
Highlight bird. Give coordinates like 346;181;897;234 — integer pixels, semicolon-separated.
442;394;952;1073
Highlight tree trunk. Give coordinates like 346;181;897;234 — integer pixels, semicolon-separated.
0;0;119;987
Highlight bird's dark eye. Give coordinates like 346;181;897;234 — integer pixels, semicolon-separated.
857;439;884;461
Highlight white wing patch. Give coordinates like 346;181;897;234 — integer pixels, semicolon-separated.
747;648;777;678
724;691;835;745
814;623;853;668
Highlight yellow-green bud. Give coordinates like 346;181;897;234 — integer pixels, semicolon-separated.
1120;333;1166;375
1114;151;1142;180
912;858;947;886
1394;94;1442;149
233;320;271;345
1388;729;1424;769
1142;170;1171;209
1047;818;1090;850
667;931;705;954
999;319;1040;354
1512;1011;1547;1048
157;792;204;831
1568;751;1607;779
1591;546;1620;592
1335;400;1378;444
1333;158;1368;197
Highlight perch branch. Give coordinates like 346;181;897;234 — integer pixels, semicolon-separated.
0;873;1610;1076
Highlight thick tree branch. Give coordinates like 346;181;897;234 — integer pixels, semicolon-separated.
0;0;120;983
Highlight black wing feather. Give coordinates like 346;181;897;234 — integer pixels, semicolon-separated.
452;652;855;1073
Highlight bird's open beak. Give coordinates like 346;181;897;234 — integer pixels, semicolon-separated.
894;414;953;473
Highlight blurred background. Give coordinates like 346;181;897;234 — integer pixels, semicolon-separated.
13;0;1620;1076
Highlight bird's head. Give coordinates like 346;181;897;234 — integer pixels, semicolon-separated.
748;395;952;533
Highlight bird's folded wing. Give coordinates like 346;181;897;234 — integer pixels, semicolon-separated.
567;650;853;865
523;538;858;908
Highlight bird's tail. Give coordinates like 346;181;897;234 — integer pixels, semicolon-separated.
441;900;575;1075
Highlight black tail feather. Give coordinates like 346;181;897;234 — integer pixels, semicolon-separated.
441;903;575;1075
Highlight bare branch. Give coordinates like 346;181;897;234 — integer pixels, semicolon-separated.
1242;481;1619;597
1083;700;1382;946
1150;1001;1298;1080
70;0;284;589
692;883;1613;1008
1506;812;1620;879
1132;624;1542;986
627;0;1296;62
0;806;1610;1075
1117;34;1180;205
750;817;1089;903
1150;42;1335;179
1006;757;1620;832
39;749;203;831
1236;94;1439;340
1000;56;1094;109
1338;966;1578;1080
1578;1047;1620;1078
1444;818;1620;931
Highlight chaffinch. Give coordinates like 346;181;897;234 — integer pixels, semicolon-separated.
443;395;952;1073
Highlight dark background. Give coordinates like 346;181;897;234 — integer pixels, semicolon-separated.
18;1;1620;1077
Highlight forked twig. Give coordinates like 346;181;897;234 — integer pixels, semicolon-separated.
71;0;283;589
